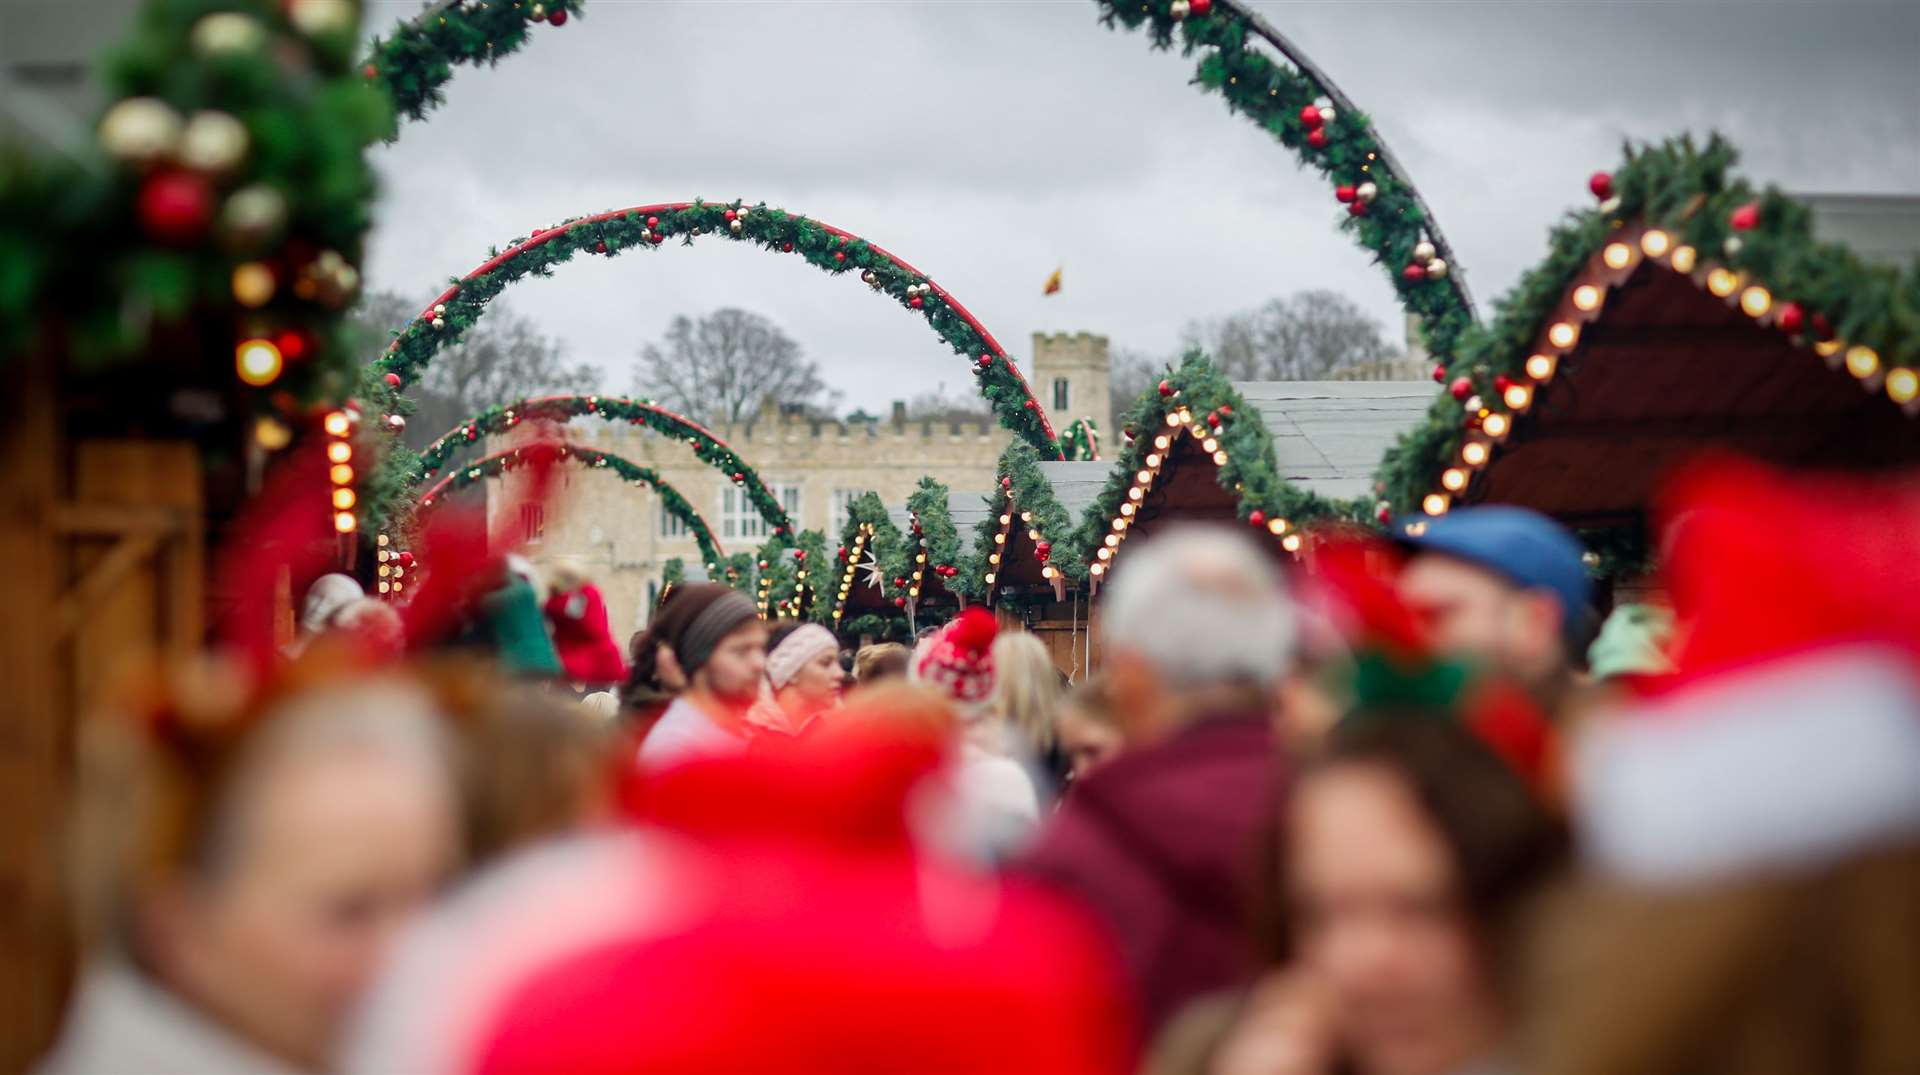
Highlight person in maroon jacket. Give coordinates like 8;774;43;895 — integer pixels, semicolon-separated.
1014;526;1297;1040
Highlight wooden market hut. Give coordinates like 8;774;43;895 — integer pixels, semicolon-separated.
1081;376;1430;593
969;456;1110;677
1378;140;1920;581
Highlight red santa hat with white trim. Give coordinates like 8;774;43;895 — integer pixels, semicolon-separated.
1573;459;1920;886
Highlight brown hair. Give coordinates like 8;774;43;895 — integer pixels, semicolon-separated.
853;642;911;685
458;686;615;862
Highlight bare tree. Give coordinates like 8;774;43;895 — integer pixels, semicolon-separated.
1109;346;1166;419
632;308;838;426
352;291;600;449
1175;289;1395;381
906;381;991;421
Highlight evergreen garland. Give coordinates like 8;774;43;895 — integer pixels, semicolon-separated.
0;0;388;403
753;528;828;620
418;442;724;568
661;558;685;588
823;492;909;632
1059;418;1102;461
365;0;585;124
1094;0;1476;367
958;439;1091;599
1374;133;1920;515
880;477;965;609
359;199;1059;464
399;392;791;537
1067;352;1364;573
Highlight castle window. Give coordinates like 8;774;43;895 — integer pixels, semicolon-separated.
724;483;802;540
519;502;544;545
831;488;863;530
1052;377;1070;412
658;499;689;540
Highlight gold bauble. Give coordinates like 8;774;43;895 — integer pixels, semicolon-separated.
191;12;265;55
179;111;249;175
288;0;357;37
219;184;287;250
98;97;182;166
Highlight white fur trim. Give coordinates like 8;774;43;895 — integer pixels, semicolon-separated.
1575;644;1920;886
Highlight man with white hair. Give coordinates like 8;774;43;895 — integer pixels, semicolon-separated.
1012;526;1296;1039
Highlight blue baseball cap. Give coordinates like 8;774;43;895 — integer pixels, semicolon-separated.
1398;506;1593;644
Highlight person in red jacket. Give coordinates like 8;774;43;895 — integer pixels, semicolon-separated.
541;563;627;687
1013;525;1297;1040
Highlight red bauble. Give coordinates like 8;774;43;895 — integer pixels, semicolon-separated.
645;216;659;227
1299;105;1323;129
781;242;794;252
1588;172;1613;200
893;577;907;588
1348;202;1367;217
794;549;806;561
138;170;214;246
1036;541;1051;561
1377;504;1393;524
1307;129;1328;150
837;546;848;561
1190;0;1212;13
1431;364;1448;383
585;399;596;411
894;596;908;608
1403;262;1427;282
1493;374;1514;393
465;429;478;441
1218;404;1232;417
547;8;567;25
384;372;402;388
833;251;845;262
1157;380;1173;397
979;354;993;368
1449;376;1473;401
1728;201;1761;231
1023;399;1037;410
1001;477;1012;490
1776;302;1805;334
723;209;737;222
1335;184;1357;204
649;232;664;244
731;471;743;482
909;296;924;309
1248;510;1266;528
595;240;608;253
363;64;377;79
274;329;310;361
1206;412;1221;428
398;552;414;567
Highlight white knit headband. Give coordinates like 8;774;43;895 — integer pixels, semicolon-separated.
766;624;840;690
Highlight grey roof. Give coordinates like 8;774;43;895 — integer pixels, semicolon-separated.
1234;381;1434;501
1801;194;1920;271
947;491;994;532
887;506;914;534
1036;461;1113;521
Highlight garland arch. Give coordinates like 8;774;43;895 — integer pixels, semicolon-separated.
415;442;725;571
359;199;1060;457
366;1;583;125
1097;0;1477;369
416;393;794;537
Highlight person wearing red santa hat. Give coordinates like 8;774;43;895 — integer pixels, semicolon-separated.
1530;459;1920;1075
541;563;628;687
342;710;1135;1075
911;607;1043;855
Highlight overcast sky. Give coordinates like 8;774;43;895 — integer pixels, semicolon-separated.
359;0;1920;413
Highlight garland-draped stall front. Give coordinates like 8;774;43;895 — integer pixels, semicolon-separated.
415;441;725;570
1376;134;1920;541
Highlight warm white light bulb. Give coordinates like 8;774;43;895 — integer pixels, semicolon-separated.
1640;230;1671;258
1603;242;1633;269
1573;285;1602;311
1422;493;1450;516
1483;413;1510;438
1525;353;1555;381
1548;322;1578;349
1462;441;1489;466
1740;285;1772;318
1442;467;1468;491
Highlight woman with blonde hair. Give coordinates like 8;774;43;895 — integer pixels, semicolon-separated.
990;629;1068;789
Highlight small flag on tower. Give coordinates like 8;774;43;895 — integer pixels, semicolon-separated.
1043;267;1063;296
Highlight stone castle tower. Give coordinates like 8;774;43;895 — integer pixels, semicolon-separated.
1030;331;1112;449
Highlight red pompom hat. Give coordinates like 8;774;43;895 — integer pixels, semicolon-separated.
913;607;1000;705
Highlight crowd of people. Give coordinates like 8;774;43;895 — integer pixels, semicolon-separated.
33;459;1920;1074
